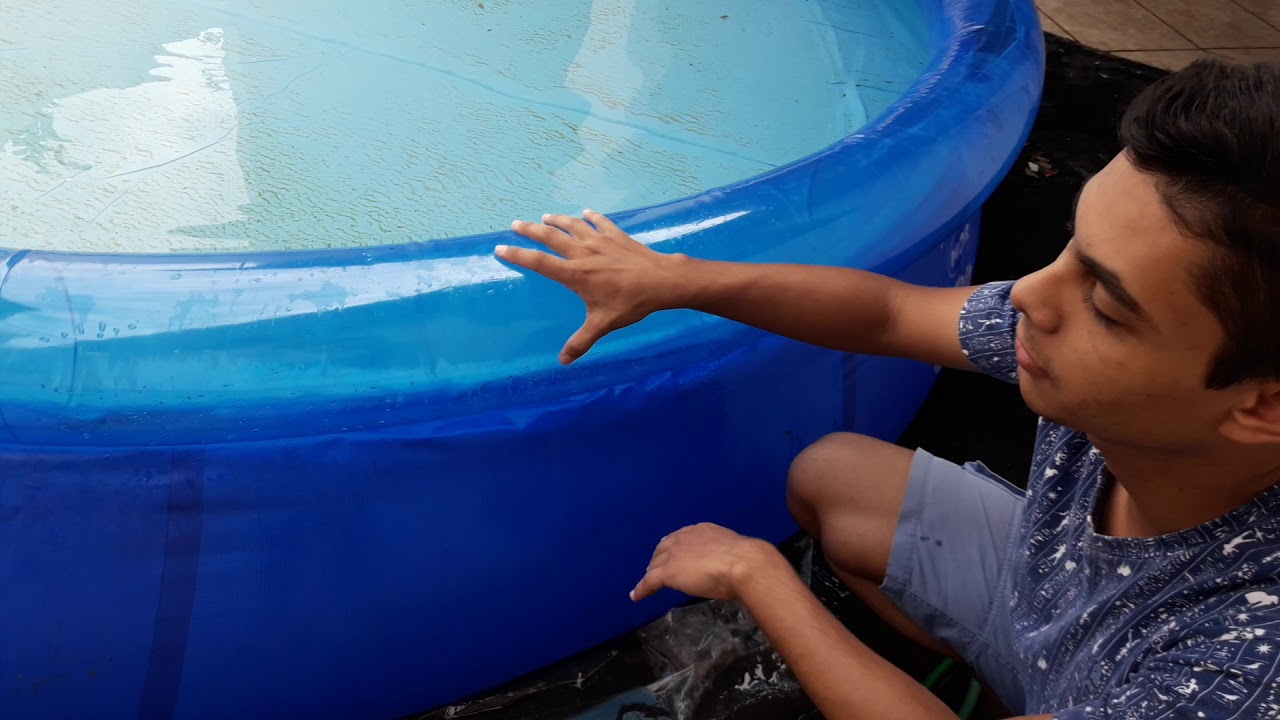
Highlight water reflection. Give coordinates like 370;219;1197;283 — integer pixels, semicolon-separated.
0;0;922;254
2;28;250;253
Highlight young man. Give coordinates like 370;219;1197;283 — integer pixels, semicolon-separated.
496;59;1280;719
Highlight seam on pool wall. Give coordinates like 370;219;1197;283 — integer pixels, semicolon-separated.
802;18;882;39
53;273;82;420
353;46;779;168
0;250;30;444
138;451;206;720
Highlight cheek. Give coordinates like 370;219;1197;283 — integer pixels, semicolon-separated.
1056;331;1162;403
1063;329;1131;380
1075;341;1203;414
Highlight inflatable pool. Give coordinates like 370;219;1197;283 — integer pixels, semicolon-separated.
0;0;1043;718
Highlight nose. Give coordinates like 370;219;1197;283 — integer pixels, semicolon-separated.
1010;264;1063;334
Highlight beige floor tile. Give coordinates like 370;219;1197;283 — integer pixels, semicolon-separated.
1232;0;1280;30
1210;47;1280;63
1136;0;1280;47
1112;49;1213;70
1038;9;1073;37
1037;0;1194;51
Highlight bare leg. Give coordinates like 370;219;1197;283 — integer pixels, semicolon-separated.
786;432;956;658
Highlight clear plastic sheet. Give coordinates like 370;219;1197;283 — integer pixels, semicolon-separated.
419;539;819;720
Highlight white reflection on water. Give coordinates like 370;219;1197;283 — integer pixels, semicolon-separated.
1;28;251;253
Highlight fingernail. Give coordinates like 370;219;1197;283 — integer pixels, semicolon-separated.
583;208;595;215
542;213;551;221
495;244;508;255
629;589;636;601
511;219;521;229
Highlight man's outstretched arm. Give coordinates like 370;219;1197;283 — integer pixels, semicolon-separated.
499;211;979;368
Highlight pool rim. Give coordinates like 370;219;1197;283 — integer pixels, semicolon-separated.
0;0;1047;448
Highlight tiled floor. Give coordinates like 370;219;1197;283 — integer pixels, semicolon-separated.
1037;0;1280;71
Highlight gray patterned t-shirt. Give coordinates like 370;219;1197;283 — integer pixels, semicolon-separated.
958;281;1280;719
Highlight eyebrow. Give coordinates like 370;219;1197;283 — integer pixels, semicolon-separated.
1074;249;1150;322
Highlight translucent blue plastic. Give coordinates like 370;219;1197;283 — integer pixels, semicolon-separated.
0;0;1044;718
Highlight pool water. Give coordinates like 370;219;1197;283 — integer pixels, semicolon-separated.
1;1;930;253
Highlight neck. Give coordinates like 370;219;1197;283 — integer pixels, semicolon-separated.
1091;437;1280;538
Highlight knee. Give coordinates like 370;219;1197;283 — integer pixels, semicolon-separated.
786;432;880;529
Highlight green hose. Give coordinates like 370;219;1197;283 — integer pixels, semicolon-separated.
922;658;955;689
957;678;982;719
921;658;983;719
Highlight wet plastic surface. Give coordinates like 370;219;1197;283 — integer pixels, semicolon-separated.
0;0;1044;718
419;538;821;720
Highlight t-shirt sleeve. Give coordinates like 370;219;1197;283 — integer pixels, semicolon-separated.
957;280;1021;384
1049;634;1280;720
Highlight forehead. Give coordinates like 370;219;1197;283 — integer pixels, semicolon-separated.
1074;154;1221;338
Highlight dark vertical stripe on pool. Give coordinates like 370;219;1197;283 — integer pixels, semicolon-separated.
139;451;206;720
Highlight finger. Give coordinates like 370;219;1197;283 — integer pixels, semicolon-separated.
559;315;610;365
646;549;669;571
582;209;622;236
630;568;666;602
653;531;679;556
511;219;578;258
542;213;598;241
495;244;570;281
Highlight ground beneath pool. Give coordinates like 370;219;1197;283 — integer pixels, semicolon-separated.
408;33;1170;720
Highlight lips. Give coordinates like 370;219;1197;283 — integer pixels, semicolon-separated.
1015;334;1050;379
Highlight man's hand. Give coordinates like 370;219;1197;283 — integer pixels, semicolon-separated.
498;210;980;372
497;211;689;365
628;523;1059;720
629;522;785;602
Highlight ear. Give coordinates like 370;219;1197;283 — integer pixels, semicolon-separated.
1222;384;1280;445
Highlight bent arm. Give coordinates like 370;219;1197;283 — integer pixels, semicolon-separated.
735;544;1052;720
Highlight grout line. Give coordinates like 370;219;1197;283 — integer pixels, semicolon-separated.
1101;47;1280;53
1129;0;1202;49
1231;0;1280;34
1038;8;1076;41
1104;48;1207;53
1203;48;1280;61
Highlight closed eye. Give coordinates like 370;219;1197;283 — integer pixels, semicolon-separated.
1082;287;1120;328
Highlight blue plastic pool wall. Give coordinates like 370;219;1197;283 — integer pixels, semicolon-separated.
0;1;1044;719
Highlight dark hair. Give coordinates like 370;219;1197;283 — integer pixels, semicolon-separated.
1120;58;1280;389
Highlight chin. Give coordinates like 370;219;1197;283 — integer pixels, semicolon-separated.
1017;377;1072;428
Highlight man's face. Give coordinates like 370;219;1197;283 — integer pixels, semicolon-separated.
1009;152;1242;450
